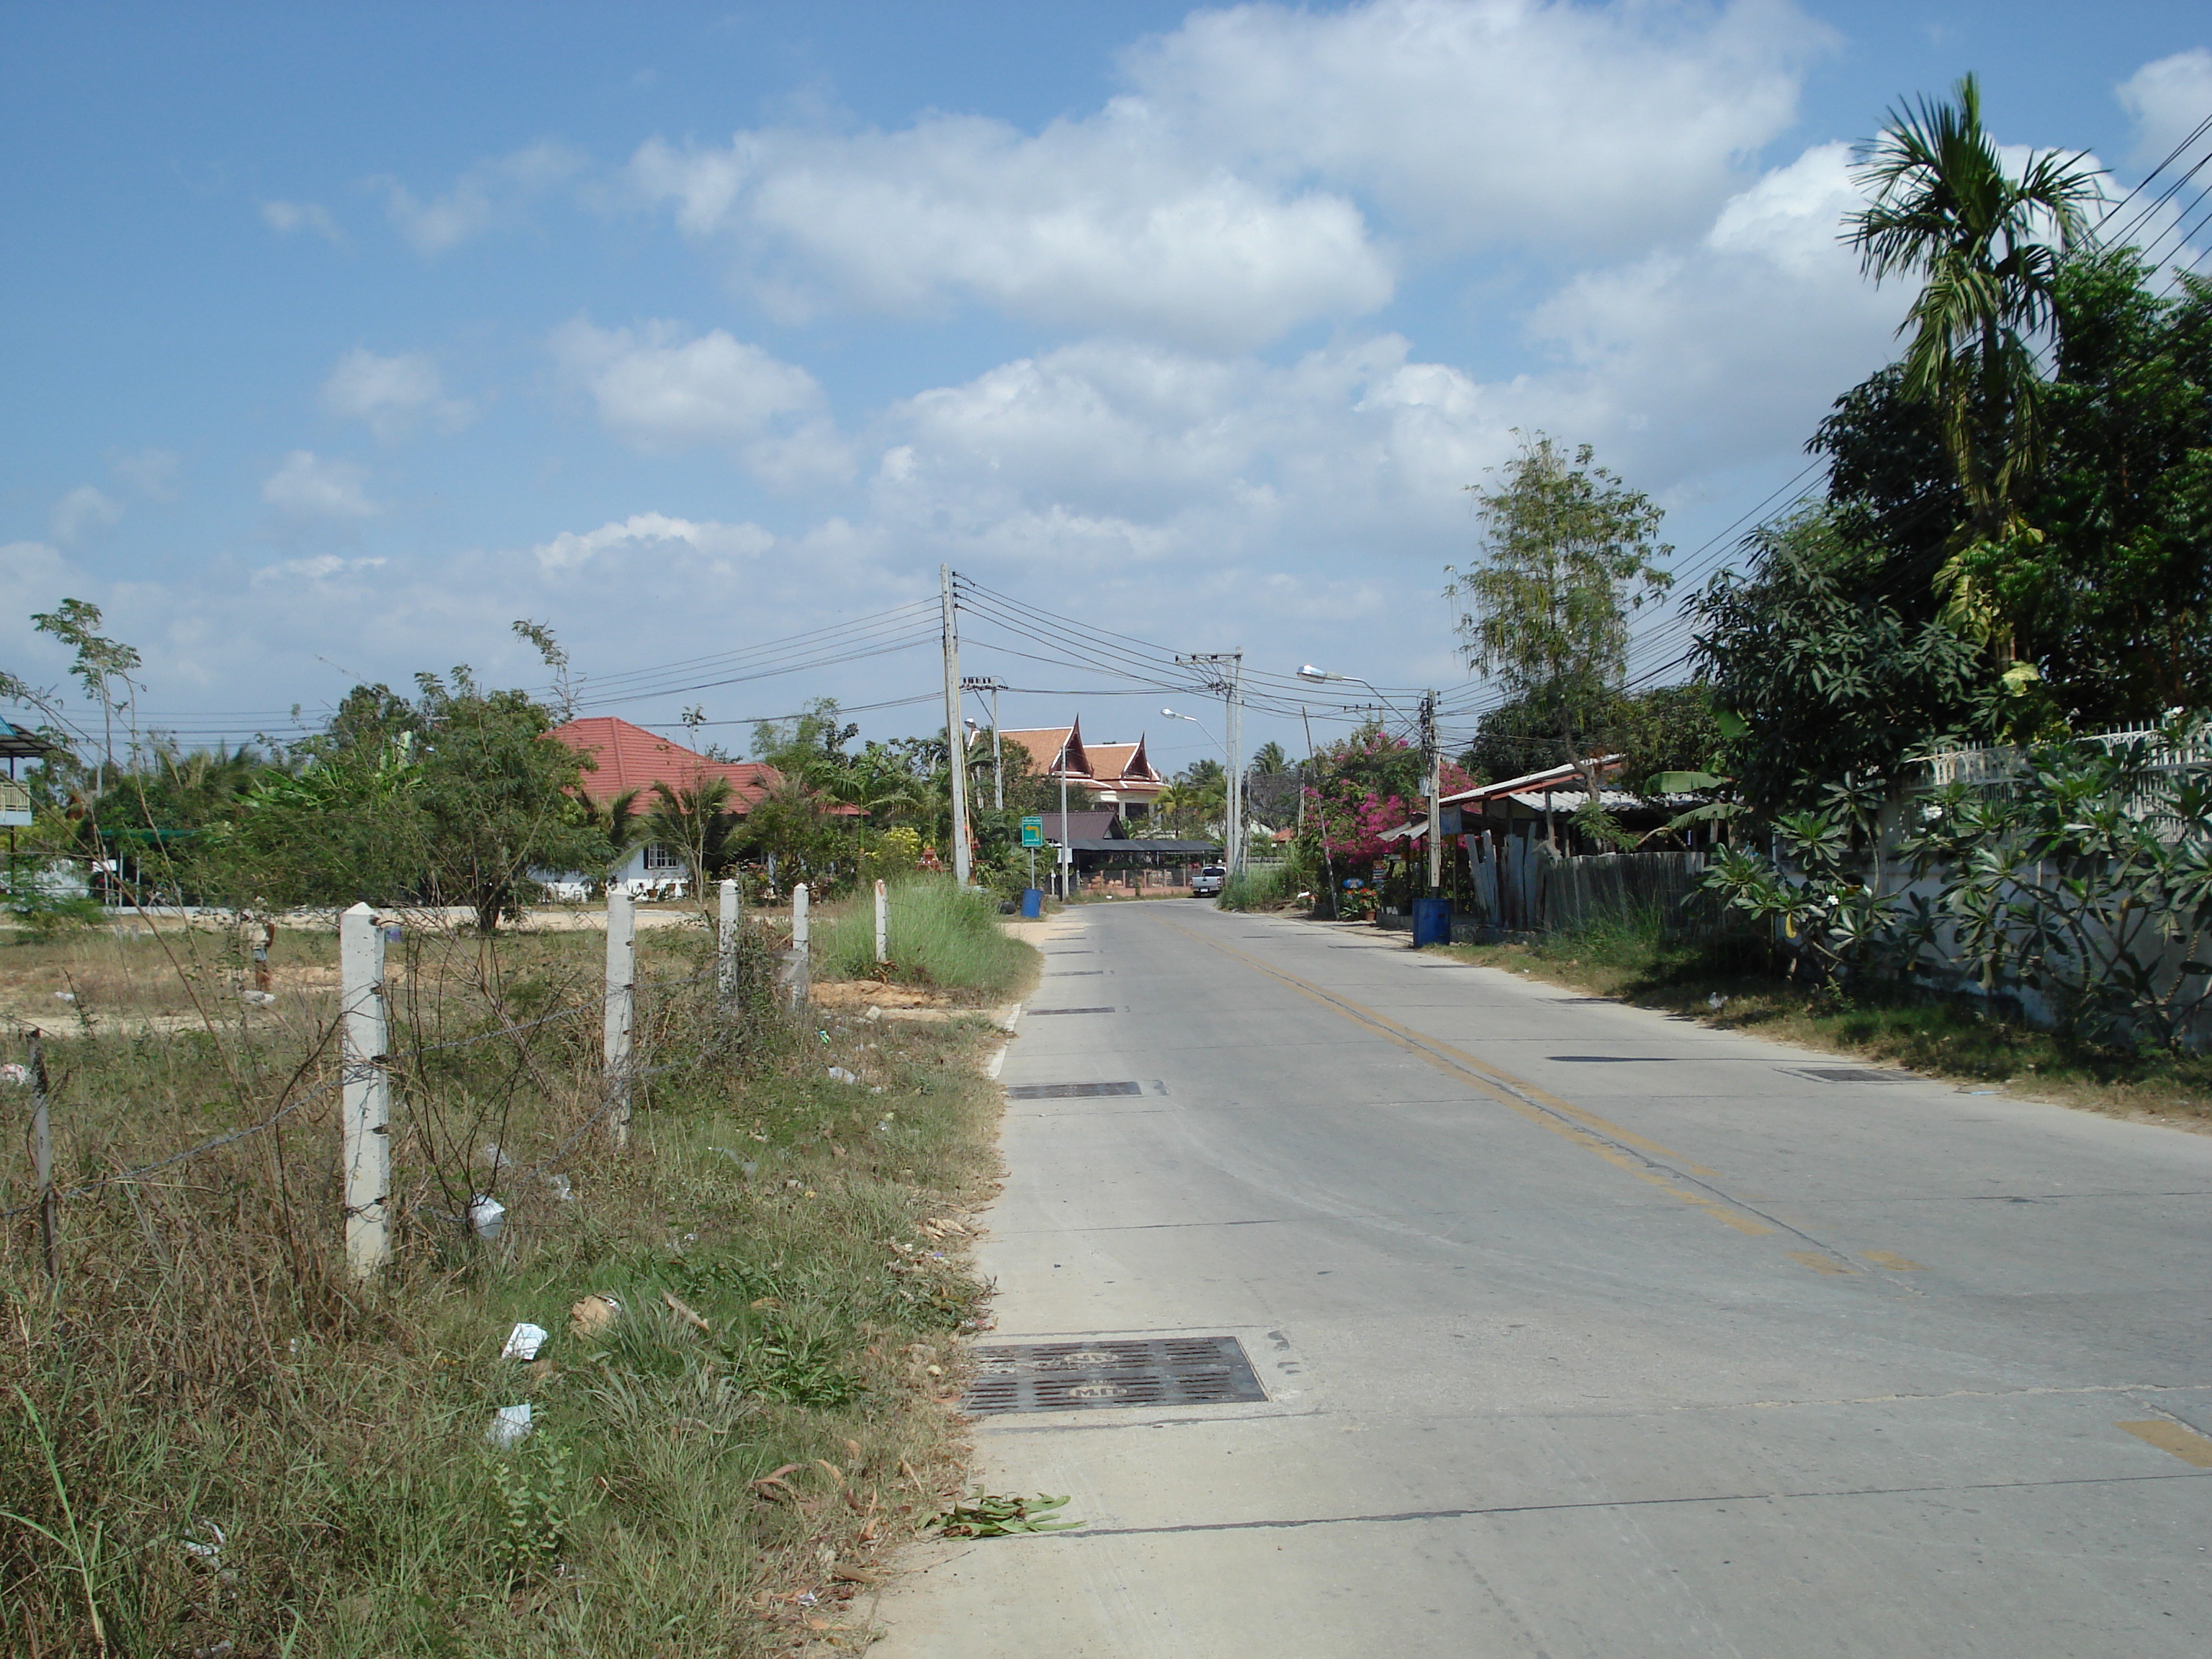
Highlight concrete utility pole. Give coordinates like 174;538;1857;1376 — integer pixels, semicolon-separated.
603;887;636;1147
1179;652;1244;873
940;565;971;885
339;902;391;1280
1423;691;1442;894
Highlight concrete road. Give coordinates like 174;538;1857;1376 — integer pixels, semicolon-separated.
871;900;2212;1657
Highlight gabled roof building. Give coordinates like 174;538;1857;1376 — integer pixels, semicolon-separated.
994;716;1166;813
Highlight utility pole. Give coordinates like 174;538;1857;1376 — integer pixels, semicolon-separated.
1178;651;1244;873
962;675;1005;811
940;565;971;885
1422;690;1442;894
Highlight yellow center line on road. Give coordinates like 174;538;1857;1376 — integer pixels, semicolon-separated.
1158;916;1816;1246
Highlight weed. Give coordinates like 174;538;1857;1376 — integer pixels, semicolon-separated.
815;875;1029;993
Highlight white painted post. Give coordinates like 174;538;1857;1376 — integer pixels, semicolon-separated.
790;884;811;1008
873;878;889;967
339;903;391;1282
604;888;637;1146
717;878;740;1003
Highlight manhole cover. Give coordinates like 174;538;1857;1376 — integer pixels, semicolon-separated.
1006;1081;1143;1100
1025;1006;1115;1015
963;1336;1267;1415
1791;1066;1915;1083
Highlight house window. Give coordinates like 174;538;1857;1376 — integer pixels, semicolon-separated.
641;842;683;871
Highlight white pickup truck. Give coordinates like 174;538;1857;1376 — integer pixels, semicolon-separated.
1190;864;1226;897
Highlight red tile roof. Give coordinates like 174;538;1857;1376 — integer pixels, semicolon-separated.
549;717;785;811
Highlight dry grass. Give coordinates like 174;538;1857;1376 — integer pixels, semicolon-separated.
0;909;1035;1656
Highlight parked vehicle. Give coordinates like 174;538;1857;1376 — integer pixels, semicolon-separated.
1190;864;1226;897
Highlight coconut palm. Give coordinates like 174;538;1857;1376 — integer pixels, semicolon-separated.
1845;74;2100;647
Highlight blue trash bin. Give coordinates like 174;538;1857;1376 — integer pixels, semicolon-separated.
1020;887;1045;919
1411;894;1452;948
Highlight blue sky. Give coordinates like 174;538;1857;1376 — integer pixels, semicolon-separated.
4;1;2209;776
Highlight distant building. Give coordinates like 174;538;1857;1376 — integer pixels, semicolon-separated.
994;716;1166;819
546;716;800;894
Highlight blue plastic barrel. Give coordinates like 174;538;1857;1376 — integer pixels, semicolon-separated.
1020;887;1044;919
1411;894;1452;948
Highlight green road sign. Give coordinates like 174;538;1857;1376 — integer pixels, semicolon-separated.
1020;816;1045;848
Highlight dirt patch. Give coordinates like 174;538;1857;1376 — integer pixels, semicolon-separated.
813;980;950;1010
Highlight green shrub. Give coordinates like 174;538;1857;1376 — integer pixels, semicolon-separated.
816;875;1030;992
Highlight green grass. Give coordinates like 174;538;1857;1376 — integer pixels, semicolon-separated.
1;914;1028;1656
815;875;1030;994
1215;865;1296;912
1438;907;2212;1127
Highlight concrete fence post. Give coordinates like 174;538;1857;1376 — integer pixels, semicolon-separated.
30;1033;58;1286
874;878;889;968
604;888;637;1147
788;884;810;1010
339;902;392;1282
717;877;741;1004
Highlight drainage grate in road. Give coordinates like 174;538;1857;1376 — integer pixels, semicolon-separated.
1006;1081;1143;1100
1026;1006;1115;1015
963;1336;1267;1414
1791;1066;1915;1083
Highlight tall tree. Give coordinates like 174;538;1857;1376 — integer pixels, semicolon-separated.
1845;73;2099;652
1447;433;1671;836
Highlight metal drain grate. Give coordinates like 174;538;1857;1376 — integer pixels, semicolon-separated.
1026;1006;1115;1015
1791;1066;1915;1083
964;1336;1267;1414
1007;1081;1143;1100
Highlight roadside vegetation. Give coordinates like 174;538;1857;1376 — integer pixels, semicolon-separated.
1439;909;2212;1128
0;893;1034;1656
816;876;1031;992
1215;866;1296;912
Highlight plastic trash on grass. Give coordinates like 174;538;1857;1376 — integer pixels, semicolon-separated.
501;1322;549;1362
486;1403;533;1447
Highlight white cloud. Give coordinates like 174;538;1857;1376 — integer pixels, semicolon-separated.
530;511;775;573
259;198;343;243
1125;0;1830;253
320;348;475;441
377;139;586;256
631;117;1390;353
108;446;180;501
868;141;1905;585
626;0;1826;350
550;318;851;485
251;554;388;585
1519;142;1905;480
50;485;125;545
2118;49;2212;168
261;451;377;519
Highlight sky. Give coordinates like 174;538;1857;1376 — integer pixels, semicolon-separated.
4;0;2210;778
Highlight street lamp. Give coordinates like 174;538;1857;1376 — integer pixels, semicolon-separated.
1297;667;1442;897
1161;706;1228;863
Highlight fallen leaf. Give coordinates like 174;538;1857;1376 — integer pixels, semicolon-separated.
661;1290;711;1331
832;1565;878;1585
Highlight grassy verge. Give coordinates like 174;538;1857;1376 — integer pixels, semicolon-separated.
2;910;1033;1655
1215;866;1297;912
1437;909;2212;1128
815;876;1030;994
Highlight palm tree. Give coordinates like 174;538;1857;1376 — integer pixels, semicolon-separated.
642;777;737;891
1845;73;2100;647
580;787;646;875
1249;740;1289;775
